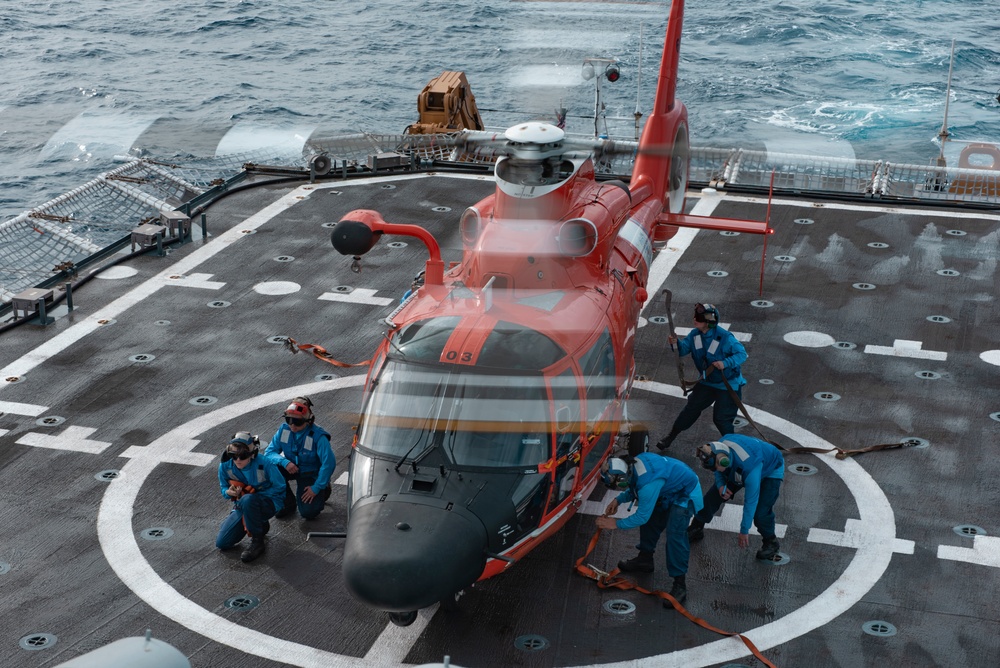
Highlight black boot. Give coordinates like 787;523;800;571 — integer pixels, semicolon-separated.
665;576;687;606
240;536;266;563
655;430;679;451
262;520;270;536
756;536;780;561
687;519;705;543
617;550;655;573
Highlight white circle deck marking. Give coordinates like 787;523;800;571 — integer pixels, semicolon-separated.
253;281;301;295
980;350;1000;367
98;377;896;668
784;330;836;347
95;266;139;279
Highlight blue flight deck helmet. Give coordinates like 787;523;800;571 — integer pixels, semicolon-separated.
600;457;631;490
223;432;259;462
696;442;731;471
694;303;720;327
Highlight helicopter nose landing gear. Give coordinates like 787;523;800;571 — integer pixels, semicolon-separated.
388;610;418;627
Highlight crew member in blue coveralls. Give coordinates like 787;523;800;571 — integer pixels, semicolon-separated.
265;396;336;520
688;434;784;560
595;453;703;605
216;432;286;563
657;303;748;450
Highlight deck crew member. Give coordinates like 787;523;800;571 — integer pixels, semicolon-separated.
216;432;285;563
688;434;784;560
596;453;703;605
265;396;336;520
657;303;747;450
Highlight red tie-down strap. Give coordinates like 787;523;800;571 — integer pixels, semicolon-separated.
574;529;778;668
284;337;371;369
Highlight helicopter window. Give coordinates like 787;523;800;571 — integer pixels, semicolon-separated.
578;328;616;421
394;316;461;360
477;320;564;370
357;361;550;469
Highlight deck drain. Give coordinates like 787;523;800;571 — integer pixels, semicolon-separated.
852;283;876;290
833;341;857;350
140;527;174;541
154;320;171;326
720;230;740;236
189;396;218;406
380;184;396;190
207;301;231;308
315;374;337;381
707;270;729;278
751;300;773;308
274;256;295;262
129;354;155;363
794;218;814;225
914;370;941;380
267;336;288;344
95;469;121;481
733;417;748;428
35;415;66;426
775;255;796;262
19;633;57;651
953;524;986;537
514;635;550;652
240;229;256;235
5;376;24;384
814;392;840;401
762;552;790;566
926;315;951;323
936;269;960;277
901;437;929;449
333;285;354;293
946;229;966;236
321;222;338;228
867;242;889;249
862;620;896;637
432;206;451;212
0;562;11;575
788;463;818;476
387;241;408;249
603;599;636;615
759;378;774;385
648;316;668;325
224;594;261;611
990;412;1000;423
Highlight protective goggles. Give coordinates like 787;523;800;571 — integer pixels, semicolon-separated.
222;448;253;462
284;416;308;426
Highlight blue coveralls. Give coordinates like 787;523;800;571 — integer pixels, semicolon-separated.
216;455;285;549
265;422;336;519
671;325;748;436
694;434;784;540
615;453;703;577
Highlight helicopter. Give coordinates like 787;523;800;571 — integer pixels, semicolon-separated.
328;0;772;627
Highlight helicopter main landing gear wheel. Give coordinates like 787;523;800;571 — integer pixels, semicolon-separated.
388;610;418;627
627;428;649;460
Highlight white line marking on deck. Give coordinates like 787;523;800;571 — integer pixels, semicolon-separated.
253;281;300;295
938;535;1000;567
16;425;113;454
809;518;914;554
164;272;225;290
864;339;947;361
363;605;438;664
982;350;1000;367
0;400;47;416
318;288;394;306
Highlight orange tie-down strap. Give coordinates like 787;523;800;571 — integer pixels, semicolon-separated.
284;337;371;369
574;529;777;668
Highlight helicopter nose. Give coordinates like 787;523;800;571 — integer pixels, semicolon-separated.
343;499;488;613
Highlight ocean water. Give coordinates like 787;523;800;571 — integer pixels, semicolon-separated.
2;0;999;221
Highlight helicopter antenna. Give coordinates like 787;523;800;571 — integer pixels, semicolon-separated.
635;24;644;142
937;39;956;167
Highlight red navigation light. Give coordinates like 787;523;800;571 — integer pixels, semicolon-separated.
605;65;620;82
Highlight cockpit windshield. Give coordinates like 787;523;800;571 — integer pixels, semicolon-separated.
358;360;551;469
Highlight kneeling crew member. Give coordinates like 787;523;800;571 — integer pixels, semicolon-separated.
266;396;336;520
689;434;784;560
596;453;703;605
216;432;286;563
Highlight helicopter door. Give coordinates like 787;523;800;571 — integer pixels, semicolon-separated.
550;365;583;506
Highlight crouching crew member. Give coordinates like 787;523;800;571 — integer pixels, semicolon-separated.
265;396;336;520
216;432;285;563
596;453;703;605
689;434;784;560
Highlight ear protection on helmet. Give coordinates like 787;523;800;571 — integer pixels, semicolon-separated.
600;457;631;490
222;432;260;461
283;399;314;422
696;442;731;470
694;303;720;326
